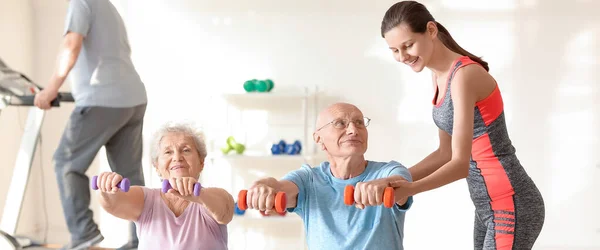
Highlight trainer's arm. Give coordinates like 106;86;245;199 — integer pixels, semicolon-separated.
409;128;452;181
385;175;410;206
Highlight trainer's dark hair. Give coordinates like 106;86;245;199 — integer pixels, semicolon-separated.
381;1;489;71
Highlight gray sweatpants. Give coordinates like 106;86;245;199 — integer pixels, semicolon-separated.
53;104;146;242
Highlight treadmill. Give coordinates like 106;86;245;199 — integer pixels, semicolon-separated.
0;57;74;249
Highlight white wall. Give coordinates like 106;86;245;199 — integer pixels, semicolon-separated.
0;0;598;249
0;0;40;239
114;0;600;249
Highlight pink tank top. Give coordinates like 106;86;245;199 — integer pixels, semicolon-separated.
134;187;228;250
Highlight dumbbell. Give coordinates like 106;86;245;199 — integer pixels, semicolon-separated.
234;202;246;215
270;140;286;154
271;140;302;155
91;175;130;192
243;79;274;93
344;185;395;208
162;179;201;196
237;189;287;216
221;136;246;155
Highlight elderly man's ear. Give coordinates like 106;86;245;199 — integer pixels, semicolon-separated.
313;133;326;151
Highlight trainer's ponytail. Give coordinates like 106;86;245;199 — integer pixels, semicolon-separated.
381;1;489;72
435;22;489;71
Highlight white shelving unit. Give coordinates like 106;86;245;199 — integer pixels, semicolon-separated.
208;86;320;250
217;87;317;156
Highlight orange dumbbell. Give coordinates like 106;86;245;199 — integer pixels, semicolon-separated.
237;189;287;216
344;185;395;208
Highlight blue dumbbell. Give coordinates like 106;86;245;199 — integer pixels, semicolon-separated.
271;140;287;155
234;202;246;215
284;144;296;155
271;139;302;155
285;143;302;155
271;144;282;154
293;140;302;153
278;140;286;152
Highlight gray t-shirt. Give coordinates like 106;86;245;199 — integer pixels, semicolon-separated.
64;0;147;107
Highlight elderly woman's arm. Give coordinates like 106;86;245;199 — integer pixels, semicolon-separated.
95;172;144;221
99;187;144;221
193;188;235;224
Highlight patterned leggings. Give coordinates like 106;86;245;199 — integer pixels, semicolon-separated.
473;184;545;250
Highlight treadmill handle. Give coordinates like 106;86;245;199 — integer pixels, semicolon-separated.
8;92;74;106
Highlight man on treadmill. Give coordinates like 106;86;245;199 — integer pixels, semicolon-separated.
34;0;146;249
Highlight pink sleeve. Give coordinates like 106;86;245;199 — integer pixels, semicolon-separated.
135;187;156;228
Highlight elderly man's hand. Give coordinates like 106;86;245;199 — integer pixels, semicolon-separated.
246;177;281;215
353;178;393;209
167;177;199;198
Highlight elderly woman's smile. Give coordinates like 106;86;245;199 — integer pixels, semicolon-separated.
156;132;204;180
170;164;186;171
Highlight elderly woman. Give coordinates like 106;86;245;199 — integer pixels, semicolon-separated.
94;122;234;250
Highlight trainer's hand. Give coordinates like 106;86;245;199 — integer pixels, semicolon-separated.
97;172;124;193
389;178;411;205
34;87;58;110
353;178;392;209
166;177;198;199
246;177;280;215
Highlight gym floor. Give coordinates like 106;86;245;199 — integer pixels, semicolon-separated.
28;245;113;250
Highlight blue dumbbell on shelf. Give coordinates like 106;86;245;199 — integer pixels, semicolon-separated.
271;140;302;155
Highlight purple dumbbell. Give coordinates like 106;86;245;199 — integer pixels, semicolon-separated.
91;175;130;192
162;179;201;196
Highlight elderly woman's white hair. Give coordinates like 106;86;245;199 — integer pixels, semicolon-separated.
149;122;208;167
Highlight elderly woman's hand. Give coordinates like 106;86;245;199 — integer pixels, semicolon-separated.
246;177;281;214
96;171;125;193
166;177;200;198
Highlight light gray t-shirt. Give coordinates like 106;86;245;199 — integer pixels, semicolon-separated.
64;0;147;107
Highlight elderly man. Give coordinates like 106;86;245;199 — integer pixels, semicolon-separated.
244;102;413;250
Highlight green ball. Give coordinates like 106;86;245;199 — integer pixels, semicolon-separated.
243;80;255;92
265;79;274;91
255;80;268;92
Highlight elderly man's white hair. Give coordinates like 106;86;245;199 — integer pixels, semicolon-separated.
149;122;207;167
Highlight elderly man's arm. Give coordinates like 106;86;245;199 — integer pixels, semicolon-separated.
279;180;300;208
193;188;235;224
